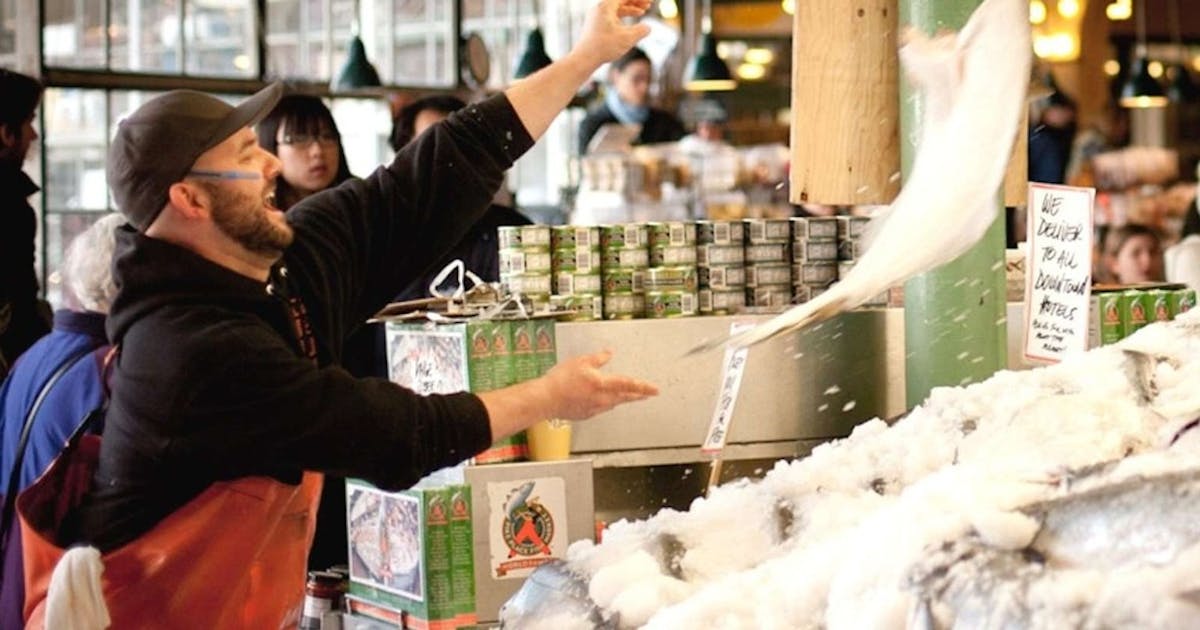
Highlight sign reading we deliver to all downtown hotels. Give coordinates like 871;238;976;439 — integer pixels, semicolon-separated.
1023;183;1095;364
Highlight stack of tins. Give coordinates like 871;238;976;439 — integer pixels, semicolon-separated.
645;222;699;318
498;226;553;311
550;226;604;320
790;217;840;304
745;218;793;308
600;224;650;319
834;216;887;306
695;220;747;315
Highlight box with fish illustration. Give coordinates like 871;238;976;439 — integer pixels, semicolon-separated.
385;318;558;464
345;480;455;629
463;459;594;624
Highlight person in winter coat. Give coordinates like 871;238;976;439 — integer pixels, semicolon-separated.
0;69;52;378
578;47;685;154
0;213;122;630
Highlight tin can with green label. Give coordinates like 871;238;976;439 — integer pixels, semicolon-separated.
1120;289;1150;337
1147;289;1171;322
745;243;791;264
644;291;697;318
745;218;791;244
498;226;523;249
1169;288;1197;317
747;285;793;308
696;244;744;266
794;262;838;285
650;245;698;266
747;263;792;288
500;248;552;275
551;226;600;250
645;266;698;292
790;217;839;241
603;269;645;295
698;289;746;314
554;272;603;295
518;225;551;248
504;272;552;296
600;224;649;249
793;239;839;263
551;248;601;274
600;247;650;270
602;293;644;319
697;265;745;290
551;293;603;321
697;220;744;245
648;222;697;247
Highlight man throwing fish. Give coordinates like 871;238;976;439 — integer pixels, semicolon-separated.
17;1;658;627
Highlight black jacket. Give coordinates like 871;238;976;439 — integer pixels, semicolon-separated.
577;103;685;154
0;166;51;375
74;95;534;551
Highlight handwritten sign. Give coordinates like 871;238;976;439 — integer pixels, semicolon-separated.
1023;183;1095;363
701;322;755;455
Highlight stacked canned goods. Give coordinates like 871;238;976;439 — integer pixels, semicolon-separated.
835;215;887;306
498;225;553;310
790;217;839;304
745;218;793;308
696;220;747;315
645;222;698;317
600;224;650;319
550;226;603;321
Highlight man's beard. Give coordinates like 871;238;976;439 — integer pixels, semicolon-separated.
198;181;294;258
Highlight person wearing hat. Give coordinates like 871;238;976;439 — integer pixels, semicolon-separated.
0;69;53;378
17;2;657;627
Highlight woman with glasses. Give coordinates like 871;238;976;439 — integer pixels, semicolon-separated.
256;94;354;211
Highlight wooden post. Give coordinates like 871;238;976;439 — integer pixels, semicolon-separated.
1004;109;1029;206
790;0;900;206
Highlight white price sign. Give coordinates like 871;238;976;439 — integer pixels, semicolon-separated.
1023;183;1095;364
701;322;755;455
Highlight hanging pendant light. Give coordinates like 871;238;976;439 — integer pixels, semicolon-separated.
1119;0;1166;108
514;0;552;79
685;0;736;91
332;0;382;91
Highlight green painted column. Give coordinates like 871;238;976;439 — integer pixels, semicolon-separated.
901;0;1008;407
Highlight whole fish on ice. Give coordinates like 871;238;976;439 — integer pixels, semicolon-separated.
691;0;1031;354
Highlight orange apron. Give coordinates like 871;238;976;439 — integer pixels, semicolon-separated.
18;435;322;629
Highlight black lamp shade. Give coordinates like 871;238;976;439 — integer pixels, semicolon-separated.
1119;56;1168;108
333;36;382;91
1168;63;1198;103
685;33;736;92
514;28;553;79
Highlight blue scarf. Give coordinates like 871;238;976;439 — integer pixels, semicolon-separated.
605;89;649;125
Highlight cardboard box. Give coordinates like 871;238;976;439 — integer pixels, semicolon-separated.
346;480;455;630
447;485;477;627
463;460;594;623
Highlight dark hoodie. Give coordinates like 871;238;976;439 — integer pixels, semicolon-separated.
73;95;534;551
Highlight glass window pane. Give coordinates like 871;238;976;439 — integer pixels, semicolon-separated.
43;0;106;68
377;0;454;87
0;0;15;57
110;0;183;73
42;89;109;215
185;0;256;77
330;97;393;178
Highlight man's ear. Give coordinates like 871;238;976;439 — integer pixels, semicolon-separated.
0;124;15;150
166;181;210;221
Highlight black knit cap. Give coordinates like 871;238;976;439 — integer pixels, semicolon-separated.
107;82;283;231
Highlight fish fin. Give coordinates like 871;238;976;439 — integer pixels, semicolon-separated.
898;26;963;122
857;204;895;258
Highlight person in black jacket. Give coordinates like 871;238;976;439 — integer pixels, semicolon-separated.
72;0;658;556
578;47;685;154
390;94;532;300
0;69;52;378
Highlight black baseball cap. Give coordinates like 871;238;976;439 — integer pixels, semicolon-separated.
107;82;283;231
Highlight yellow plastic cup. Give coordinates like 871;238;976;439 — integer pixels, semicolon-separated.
527;419;572;461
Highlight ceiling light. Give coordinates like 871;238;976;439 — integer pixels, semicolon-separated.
1030;0;1047;24
1103;59;1121;76
660;0;679;20
1148;60;1164;78
1106;1;1132;20
736;63;766;81
744;48;774;65
1057;0;1080;19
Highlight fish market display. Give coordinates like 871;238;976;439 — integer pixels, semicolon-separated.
693;0;1031;354
501;313;1200;629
